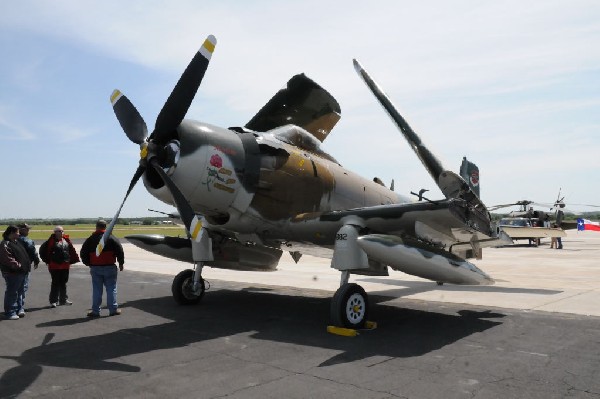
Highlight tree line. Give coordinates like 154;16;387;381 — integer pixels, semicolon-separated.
0;218;165;226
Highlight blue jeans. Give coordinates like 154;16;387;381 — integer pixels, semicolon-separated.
90;266;118;314
20;272;29;311
3;273;26;317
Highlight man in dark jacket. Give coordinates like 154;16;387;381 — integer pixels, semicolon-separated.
80;220;125;317
17;223;40;315
40;226;80;307
0;226;31;320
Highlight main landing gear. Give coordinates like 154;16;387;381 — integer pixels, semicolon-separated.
173;230;212;305
330;271;369;329
172;268;205;305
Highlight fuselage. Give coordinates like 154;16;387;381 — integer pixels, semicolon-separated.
143;119;411;247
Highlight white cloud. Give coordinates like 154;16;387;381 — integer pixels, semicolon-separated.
1;0;600;216
3;1;598;102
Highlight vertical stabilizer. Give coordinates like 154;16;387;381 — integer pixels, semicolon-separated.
460;157;480;199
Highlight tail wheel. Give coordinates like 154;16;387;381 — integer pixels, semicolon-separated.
330;283;369;329
172;269;204;305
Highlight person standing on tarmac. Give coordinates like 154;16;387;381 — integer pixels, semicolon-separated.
80;220;124;318
0;225;31;320
40;226;80;308
17;223;40;314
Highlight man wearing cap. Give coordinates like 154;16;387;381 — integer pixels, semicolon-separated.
17;223;40;316
80;220;125;317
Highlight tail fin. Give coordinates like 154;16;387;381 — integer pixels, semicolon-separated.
460;157;480;199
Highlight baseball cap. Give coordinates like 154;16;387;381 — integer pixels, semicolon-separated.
96;219;107;229
17;223;31;229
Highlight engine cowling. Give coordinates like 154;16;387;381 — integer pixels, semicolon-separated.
143;120;260;222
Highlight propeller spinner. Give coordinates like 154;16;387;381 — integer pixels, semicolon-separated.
96;35;217;256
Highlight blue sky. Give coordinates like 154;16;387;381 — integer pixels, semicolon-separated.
1;1;599;218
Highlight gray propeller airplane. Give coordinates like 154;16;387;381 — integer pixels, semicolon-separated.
98;34;508;329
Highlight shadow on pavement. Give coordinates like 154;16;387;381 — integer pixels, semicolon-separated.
0;284;505;398
358;278;562;296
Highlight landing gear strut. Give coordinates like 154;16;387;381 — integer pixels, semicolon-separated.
172;269;205;305
329;226;372;329
173;229;212;305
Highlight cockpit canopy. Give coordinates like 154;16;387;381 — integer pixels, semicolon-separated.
269;124;338;163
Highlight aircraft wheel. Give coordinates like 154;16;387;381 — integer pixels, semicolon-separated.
172;269;204;305
330;283;368;329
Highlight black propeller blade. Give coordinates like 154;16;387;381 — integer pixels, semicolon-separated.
110;90;148;145
96;165;145;256
151;35;216;145
98;34;217;255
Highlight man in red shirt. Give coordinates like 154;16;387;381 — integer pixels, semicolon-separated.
80;220;125;317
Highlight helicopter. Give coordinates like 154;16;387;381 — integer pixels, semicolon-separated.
489;191;600;245
489;200;564;245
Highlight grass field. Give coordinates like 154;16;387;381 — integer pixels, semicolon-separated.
0;224;186;240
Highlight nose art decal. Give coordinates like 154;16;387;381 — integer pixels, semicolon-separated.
203;151;237;193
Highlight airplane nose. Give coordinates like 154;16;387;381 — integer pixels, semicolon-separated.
144;138;181;189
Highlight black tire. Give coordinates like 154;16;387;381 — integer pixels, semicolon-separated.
172;269;204;305
330;283;368;329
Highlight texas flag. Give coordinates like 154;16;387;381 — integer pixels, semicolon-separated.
576;218;600;232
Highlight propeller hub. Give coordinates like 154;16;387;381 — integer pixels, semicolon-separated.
140;142;149;160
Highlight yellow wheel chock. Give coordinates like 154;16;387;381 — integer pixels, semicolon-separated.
326;320;377;336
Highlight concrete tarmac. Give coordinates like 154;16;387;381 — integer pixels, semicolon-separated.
1;231;599;398
122;230;600;317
